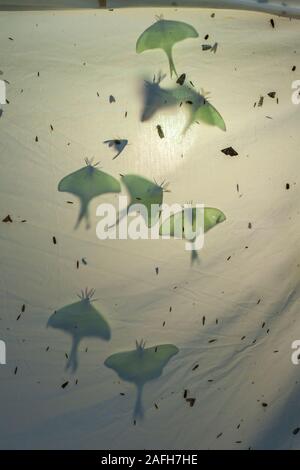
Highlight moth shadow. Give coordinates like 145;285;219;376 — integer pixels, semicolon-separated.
47;289;111;373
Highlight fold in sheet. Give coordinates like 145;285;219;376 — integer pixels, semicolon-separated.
0;0;300;18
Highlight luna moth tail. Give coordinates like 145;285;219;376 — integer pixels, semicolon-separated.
133;385;144;420
191;249;200;265
75;199;90;230
165;46;178;78
66;337;80;373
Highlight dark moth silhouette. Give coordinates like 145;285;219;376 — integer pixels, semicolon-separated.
58;158;121;229
141;73;226;134
47;288;111;372
103;139;128;160
136;18;199;77
105;340;179;419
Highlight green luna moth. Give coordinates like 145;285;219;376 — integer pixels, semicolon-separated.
105;340;179;419
47;288;111;372
121;174;170;228
160;206;226;263
58;159;121;229
160;206;226;237
136;18;199;77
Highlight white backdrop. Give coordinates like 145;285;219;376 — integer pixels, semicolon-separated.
0;5;300;449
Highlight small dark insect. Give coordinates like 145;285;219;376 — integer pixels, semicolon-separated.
67;201;73;204
52;236;57;245
46;346;49;351
258;96;264;107
76;260;79;269
216;432;223;439
8;37;14;41
65;353;68;359
16;314;21;321
169;306;172;312
221;147;238;157
125;111;128;118
192;364;199;371
75;379;78;385
109;95;116;103
176;73;186;86
202;316;205;326
237;184;239;193
82;258;87;265
262;402;268;408
35;136;38;142
14;367;18;375
270;18;275;28
120;392;125;396
248;222;252;229
257;299;261;304
286;183;290;190
185;100;193;105
162;321;166;327
268;92;276;98
204;34;209;40
186;398;196;407
241;336;246;340
155;267;159;275
22;304;25;312
154;403;159;409
50;124;54;131
262;322;265;328
209;339;217;343
37;72;40;77
227;256;231;261
155;346;158;352
211;13;215;18
183;389;188;399
292;66;296;72
293;427;300;435
2;215;12;223
61;381;69;389
202;44;212;51
156;125;164;139
133;420;136;426
211;43;218;53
